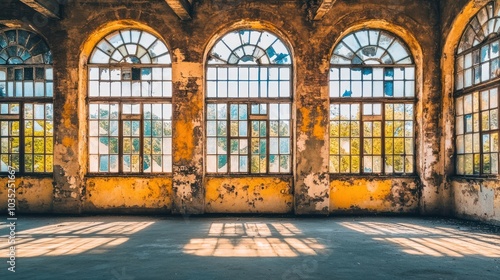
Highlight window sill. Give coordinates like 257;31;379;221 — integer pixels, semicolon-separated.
449;175;499;182
205;173;293;178
329;173;419;179
85;173;172;178
0;173;53;178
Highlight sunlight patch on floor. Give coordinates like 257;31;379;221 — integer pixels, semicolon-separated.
0;221;154;257
184;222;327;257
340;221;500;258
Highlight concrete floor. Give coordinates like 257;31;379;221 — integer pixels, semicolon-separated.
1;216;499;280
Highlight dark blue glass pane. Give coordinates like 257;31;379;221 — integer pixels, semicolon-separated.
384;81;394;96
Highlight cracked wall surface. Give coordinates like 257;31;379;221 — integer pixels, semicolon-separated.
0;0;497;222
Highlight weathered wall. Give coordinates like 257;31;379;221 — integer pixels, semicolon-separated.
451;180;500;225
0;0;456;216
84;177;172;213
205;177;293;213
0;177;53;213
330;178;419;213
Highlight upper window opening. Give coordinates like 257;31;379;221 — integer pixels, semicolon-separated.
89;29;171;64
0;29;52;65
208;30;291;65
456;1;500;91
457;1;500;55
331;30;413;65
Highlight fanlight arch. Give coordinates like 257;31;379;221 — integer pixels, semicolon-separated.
0;29;52;65
208;29;291;65
457;1;500;55
331;29;413;65
89;29;170;64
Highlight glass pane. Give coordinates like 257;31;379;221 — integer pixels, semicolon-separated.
280;138;290;154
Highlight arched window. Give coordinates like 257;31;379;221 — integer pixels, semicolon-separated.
329;29;415;174
206;29;292;174
455;1;500;175
88;29;172;173
0;29;53;173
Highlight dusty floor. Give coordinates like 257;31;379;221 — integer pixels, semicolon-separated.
0;215;499;279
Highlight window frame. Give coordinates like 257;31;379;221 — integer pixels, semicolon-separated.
454;1;500;177
86;29;173;175
328;97;416;175
0;29;53;175
329;29;417;176
205;29;293;176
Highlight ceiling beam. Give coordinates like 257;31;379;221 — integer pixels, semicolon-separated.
311;0;337;21
165;0;192;21
19;0;60;19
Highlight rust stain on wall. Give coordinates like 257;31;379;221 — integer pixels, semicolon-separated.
62;137;74;147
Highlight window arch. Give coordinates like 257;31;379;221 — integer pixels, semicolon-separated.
0;29;53;173
206;29;292;174
455;1;500;175
87;29;172;174
329;29;415;174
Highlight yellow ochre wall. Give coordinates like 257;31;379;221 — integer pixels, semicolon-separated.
205;177;293;213
330;178;420;213
84;177;173;213
0;177;53;213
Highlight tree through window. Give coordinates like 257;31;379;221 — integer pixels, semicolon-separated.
206;29;292;174
88;29;172;174
329;29;416;174
0;29;53;173
455;1;500;175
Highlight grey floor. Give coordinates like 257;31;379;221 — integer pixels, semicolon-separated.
1;215;499;280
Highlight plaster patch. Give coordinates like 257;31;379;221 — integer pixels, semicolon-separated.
173;48;185;62
297;134;308;153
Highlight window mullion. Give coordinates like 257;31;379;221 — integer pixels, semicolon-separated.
381;102;386;175
246;103;251;174
226;102;230;174
266;104;270;174
360;102;364;175
479;96;484;175
119;103;123;174
19;102;25;173
498;87;500;175
139;103;144;174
